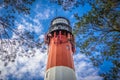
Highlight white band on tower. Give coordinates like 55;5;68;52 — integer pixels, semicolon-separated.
45;66;76;80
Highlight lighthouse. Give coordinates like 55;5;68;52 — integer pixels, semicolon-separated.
44;17;76;80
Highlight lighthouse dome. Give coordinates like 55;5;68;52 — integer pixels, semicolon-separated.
49;17;72;33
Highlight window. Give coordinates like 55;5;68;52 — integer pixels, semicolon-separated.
66;45;70;50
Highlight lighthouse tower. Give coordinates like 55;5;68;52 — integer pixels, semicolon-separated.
44;17;76;80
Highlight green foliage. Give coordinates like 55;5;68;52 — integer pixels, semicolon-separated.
3;0;35;14
0;0;35;30
0;0;36;40
74;0;120;32
0;0;37;67
72;0;120;80
50;0;87;10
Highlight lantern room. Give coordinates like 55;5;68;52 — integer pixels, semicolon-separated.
48;17;72;33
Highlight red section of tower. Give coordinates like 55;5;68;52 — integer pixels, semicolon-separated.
45;31;75;70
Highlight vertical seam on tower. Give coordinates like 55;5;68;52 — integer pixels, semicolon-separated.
54;36;57;79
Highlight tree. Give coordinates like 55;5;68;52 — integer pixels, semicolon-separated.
0;0;44;67
0;0;35;38
51;0;120;79
73;0;120;80
50;0;82;10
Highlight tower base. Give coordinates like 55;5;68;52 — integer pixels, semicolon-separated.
45;66;76;80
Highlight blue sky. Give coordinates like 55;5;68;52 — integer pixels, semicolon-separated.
0;0;106;80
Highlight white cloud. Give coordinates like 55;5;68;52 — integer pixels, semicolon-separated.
13;49;47;78
39;34;44;40
13;4;55;37
34;3;55;20
17;16;42;34
34;8;53;20
74;53;103;80
0;47;47;80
